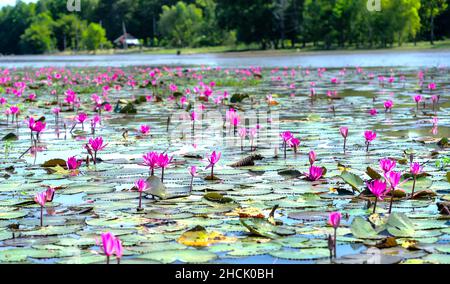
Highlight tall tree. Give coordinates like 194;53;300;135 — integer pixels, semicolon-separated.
420;0;448;44
158;1;203;47
20;12;56;54
81;22;111;53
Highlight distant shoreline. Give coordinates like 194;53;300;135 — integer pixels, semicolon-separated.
2;40;450;58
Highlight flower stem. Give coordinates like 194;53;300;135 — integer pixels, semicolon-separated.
389;194;394;213
373;198;378;214
333;228;337;258
138;191;142;210
411;176;416;199
40;206;43;227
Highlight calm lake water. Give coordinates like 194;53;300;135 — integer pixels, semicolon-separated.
1;49;450;68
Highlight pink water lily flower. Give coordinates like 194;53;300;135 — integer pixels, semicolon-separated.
340;127;348;152
238;128;247;151
387;171;402;190
9;105;20;115
206;151;221;178
189;166;197;193
34;191;47;207
142;152;159;175
309;151;316;166
100;232;116;264
238;128;247;139
75;112;88;124
86;137;108;165
139;125;150;135
364;131;376;152
66;156;81;171
32;121;46;134
410;162;423;198
384;100;394;112
280;131;294;159
190;111;198;121
410;162;423;176
328;211;341;258
306;166;323;181
428;82;436;91
34;191;47;227
288;137;300;153
135;178;148;210
157;153;173;183
45;187;55;202
328;212;341;229
379;158;396;174
52;107;61;114
414;95;422;110
339;127;348;138
367;180;388;214
413;95;422;103
189;166;197;177
387;171;402;213
369;108;378;116
114;238;123;264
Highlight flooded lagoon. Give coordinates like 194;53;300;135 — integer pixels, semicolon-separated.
0;53;449;264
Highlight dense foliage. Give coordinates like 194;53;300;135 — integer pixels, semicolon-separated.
0;0;449;54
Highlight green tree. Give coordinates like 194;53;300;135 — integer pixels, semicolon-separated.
55;14;87;51
81;23;111;53
158;1;203;47
0;2;36;54
303;0;335;48
195;0;225;46
20;12;56;54
216;0;277;49
420;0;448;44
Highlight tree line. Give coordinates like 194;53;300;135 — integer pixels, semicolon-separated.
0;0;448;54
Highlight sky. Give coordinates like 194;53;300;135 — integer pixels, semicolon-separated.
0;0;38;8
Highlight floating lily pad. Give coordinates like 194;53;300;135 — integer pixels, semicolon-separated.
138;249;217;263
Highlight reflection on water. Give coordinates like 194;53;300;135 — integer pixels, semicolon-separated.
0;50;449;68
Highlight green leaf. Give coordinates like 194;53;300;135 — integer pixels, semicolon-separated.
366;167;382;180
230;93;249;103
350;217;382;239
203;192;234;204
386;213;415;237
340;171;364;192
270;248;330;260
0;248;60;262
138;249;217;263
1;133;18;141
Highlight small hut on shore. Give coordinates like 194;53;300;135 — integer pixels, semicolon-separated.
113;33;141;49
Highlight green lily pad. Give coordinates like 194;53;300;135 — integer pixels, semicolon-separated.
0;248;60;262
340;171;364;192
386;213;415;237
138;249;217;263
270;248;330;260
20;225;82;237
0;209;28;220
350;217;382;239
